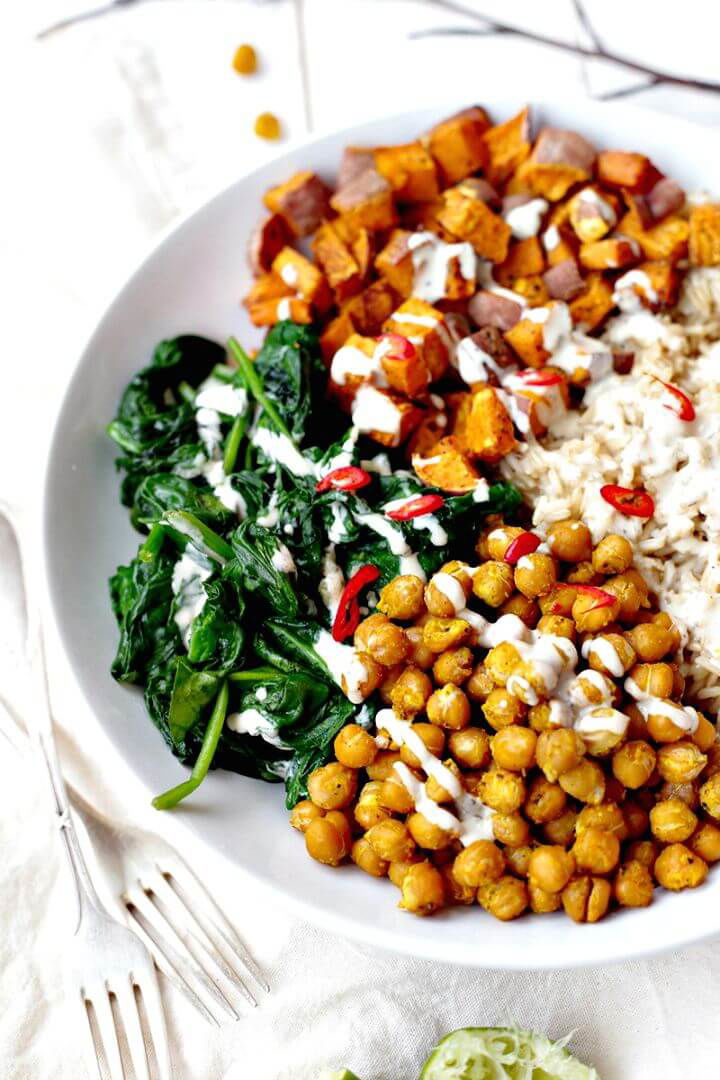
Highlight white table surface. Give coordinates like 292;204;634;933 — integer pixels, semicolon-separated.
2;3;720;1078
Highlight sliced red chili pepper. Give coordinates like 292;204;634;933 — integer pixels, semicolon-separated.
385;494;445;521
377;332;416;361
652;376;695;422
573;584;617;610
315;466;372;493
332;564;381;643
503;531;542;564
514;369;565;388
600;484;655;519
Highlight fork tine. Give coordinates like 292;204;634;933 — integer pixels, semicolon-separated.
165;860;269;991
113;980;150;1080
78;994;104;1080
133;968;173;1080
147;873;257;1007
90;988;125;1080
127;894;235;1024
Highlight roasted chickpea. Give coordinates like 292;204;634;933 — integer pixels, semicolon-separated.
466;664;495;702
484;643;522;687
407;812;452;851
612;740;656;789
584;633;636;676
388;853;423;888
649;798;698;843
654;843;708;891
562;875;611;923
290;799;324;833
528;845;576;893
699;773;720;820
475;522;499;560
482;688;527;730
505;844;534;879
439;863;476;906
689;823;720;863
379;774;415;815
565;561;602;585
592;534;633;575
558;759;606;805
491;725;537;772
604;570;649;623
378;664;404;704
645;708;689;745
514;554;557;599
536;728;585;782
656;741;708;784
572;827;620;875
652;611;682;652
576;802;627;841
453;839;506;887
399;861;445;915
536;614;576;640
626;839;658;871
492;812;531;848
334;723;378;769
351;836;389;877
448;727;490;769
307;762;358;810
424;571;469;619
478;875;529;921
487;525;525;561
399;722;445;769
539;584;578;617
692;713;717;753
425;759;461;804
354;614;409;667
423;616;472;653
472;561;515;607
528;703;554;734
499;593;540;627
389;666;433;717
529;881;562;913
366;750;402;781
405;626;434;670
547;520;592;563
478;767;526;814
366;818;416;862
305;815;349;866
624;622;676;662
524;776;567;823
629;662;675;699
427;684;471;730
377;574;425;620
354;781;392;829
572;590;620;634
614;860;654;908
433;646;474;686
345;652;384;700
543;809;578;847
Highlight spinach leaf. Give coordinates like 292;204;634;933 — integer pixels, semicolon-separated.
262;617;333;681
281;693;357;808
131;474;233;531
250;321;326;444
153;680;229;810
188;578;245;669
167;658;220;745
110;549;176;683
226;521;299;618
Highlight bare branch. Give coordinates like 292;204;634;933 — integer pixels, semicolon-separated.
571;0;604;51
596;78;662;102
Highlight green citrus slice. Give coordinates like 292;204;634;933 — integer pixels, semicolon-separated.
419;1026;600;1080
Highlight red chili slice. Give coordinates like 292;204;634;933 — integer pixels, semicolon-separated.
377;332;416;361
514;369;564;388
332;564;381;643
652;377;695;422
316;466;372;493
385;494;445;521
573;584;617;610
503;531;541;564
600;484;655;519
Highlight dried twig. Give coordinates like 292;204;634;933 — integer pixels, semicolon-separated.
412;0;720;96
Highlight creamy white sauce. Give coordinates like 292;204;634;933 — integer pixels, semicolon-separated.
314;631;369;704
171;546;213;648
382;495;449;548
472;478;491;502
504;197;548;239
625;676;700;733
355;512;408;554
328;501;351;544
276;297;292;320
331;342;389;388
581;636;625;678
399;553;427;580
319;544;345;618
431;572;467;615
271;543;296;574
542;225;561;253
252;427;315;477
613;270;658;313
361;453;392;475
226;708;290;748
406;231;476;303
351;385;403;441
279;262;299;286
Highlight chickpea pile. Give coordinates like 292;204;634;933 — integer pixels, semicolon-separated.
290;519;720;922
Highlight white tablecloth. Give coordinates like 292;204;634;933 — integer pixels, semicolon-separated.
3;3;720;1077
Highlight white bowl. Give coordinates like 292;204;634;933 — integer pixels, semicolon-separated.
44;99;720;969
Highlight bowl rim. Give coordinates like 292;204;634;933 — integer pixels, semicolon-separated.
42;96;720;970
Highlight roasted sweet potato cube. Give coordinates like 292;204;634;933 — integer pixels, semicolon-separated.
351;384;423;447
445;255;477;301
375;229;414;296
351;229;374;281
597;151;661;194
515;126;595;202
248;213;292;274
408;410;452;457
343;280;399;337
383;299;451;380
454;387;516;463
569;187;619;243
510;275;550;308
243;272;292;307
426;105;490;185
542;223;579;267
689;204;720;267
338;146;375;188
374;141;439;203
328;332;377;396
263;171;331;236
401;199;456;241
495;237;545;286
271;247;332;310
320;311;355;362
502;372;570;437
504;301;570;367
330;169;398;232
312;222;361;302
482;107;532;187
568;273;615;331
412;436;481;493
579;237;640;271
515;162;589;202
437;187;511;263
618;210;689;262
246;296;312;327
377;337;430;397
640;260;680;307
647;178;685;221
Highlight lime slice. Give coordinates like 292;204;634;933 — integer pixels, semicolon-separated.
420;1026;600;1080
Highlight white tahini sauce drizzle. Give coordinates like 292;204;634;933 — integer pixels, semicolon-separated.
276;297;292;320
171;545;213;648
613;269;658;314
431;572;467;614
271;543;296;574
226;708;290;748
504;197;548;239
624;677;700;733
351;385;403;442
314;631;369;705
331;341;390;388
581;636;625;678
382;494;449;548
251;427;315;477
319;544;345;618
406;231;477;303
